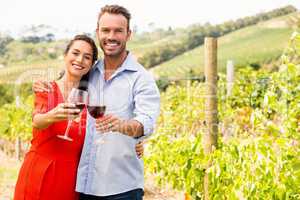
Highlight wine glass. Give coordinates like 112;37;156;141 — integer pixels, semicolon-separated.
87;96;106;144
57;88;88;141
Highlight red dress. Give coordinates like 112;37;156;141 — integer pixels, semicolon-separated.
14;82;86;200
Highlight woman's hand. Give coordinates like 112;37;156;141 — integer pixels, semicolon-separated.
135;141;144;158
33;103;80;129
46;103;80;123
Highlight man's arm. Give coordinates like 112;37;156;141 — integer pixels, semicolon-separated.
95;72;160;138
131;72;160;138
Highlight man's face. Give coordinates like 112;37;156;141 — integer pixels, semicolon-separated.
97;13;131;58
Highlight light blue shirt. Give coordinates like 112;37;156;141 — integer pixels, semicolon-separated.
76;52;160;196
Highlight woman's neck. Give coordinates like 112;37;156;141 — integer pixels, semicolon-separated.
64;73;80;89
58;72;81;100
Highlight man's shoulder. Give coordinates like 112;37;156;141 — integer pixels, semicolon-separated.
133;63;156;81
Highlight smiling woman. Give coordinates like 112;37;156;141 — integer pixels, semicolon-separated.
12;34;98;200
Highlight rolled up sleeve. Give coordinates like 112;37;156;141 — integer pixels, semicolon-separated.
133;72;160;137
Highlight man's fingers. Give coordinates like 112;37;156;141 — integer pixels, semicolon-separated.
33;84;49;93
135;142;144;151
96;114;113;123
44;81;53;91
99;116;119;128
33;80;52;92
135;141;144;158
40;81;53;92
95;124;106;133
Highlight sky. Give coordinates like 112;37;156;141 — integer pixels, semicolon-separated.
0;0;300;38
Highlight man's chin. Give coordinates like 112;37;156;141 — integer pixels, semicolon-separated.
104;51;121;58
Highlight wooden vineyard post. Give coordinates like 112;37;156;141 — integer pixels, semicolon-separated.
15;136;21;161
226;60;234;97
203;37;218;200
15;95;21;161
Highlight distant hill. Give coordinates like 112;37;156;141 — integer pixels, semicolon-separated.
150;12;300;79
0;6;299;83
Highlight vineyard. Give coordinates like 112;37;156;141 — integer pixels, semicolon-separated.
0;33;299;199
1;7;300;200
144;33;300;199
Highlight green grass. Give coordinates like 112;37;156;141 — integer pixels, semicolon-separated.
150;13;300;78
0;60;63;84
128;33;185;58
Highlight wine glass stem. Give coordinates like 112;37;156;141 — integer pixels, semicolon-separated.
65;120;73;137
78;113;82;135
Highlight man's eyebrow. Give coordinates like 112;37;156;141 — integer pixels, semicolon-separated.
100;26;125;30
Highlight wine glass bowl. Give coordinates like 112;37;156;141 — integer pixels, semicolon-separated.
57;88;88;141
87;105;106;119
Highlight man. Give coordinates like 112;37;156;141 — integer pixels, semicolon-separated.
76;5;160;200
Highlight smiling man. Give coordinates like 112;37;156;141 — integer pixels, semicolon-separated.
76;5;160;200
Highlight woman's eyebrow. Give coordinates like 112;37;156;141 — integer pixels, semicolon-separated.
72;48;92;56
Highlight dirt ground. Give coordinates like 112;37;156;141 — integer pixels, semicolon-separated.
0;151;183;200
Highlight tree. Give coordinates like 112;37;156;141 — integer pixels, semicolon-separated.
44;33;55;42
0;34;14;55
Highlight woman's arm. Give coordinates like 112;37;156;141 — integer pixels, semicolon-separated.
32;112;56;130
33;103;80;130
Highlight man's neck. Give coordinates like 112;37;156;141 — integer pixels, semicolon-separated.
104;51;128;71
103;51;128;81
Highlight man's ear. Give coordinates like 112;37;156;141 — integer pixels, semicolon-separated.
127;29;132;41
95;29;99;40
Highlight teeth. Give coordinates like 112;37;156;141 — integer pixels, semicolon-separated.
106;42;118;47
72;64;83;70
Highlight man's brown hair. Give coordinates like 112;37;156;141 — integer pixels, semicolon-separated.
97;5;131;31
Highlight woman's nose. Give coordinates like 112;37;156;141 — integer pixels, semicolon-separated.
76;55;83;63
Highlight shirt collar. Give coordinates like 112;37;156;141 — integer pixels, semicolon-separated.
94;51;139;74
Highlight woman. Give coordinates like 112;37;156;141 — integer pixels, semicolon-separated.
14;35;143;200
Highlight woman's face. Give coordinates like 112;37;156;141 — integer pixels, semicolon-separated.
64;40;94;79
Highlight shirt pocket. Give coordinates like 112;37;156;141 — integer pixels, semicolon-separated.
105;77;134;116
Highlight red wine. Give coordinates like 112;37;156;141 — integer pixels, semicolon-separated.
88;106;106;118
75;103;86;111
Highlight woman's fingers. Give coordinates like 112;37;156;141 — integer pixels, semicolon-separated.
53;103;80;119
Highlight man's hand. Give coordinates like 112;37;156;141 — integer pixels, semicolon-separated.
32;80;53;92
95;114;124;133
135;141;144;158
95;114;144;137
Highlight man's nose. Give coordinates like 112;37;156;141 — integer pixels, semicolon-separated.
107;31;116;39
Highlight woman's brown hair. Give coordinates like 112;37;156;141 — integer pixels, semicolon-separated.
58;34;98;91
